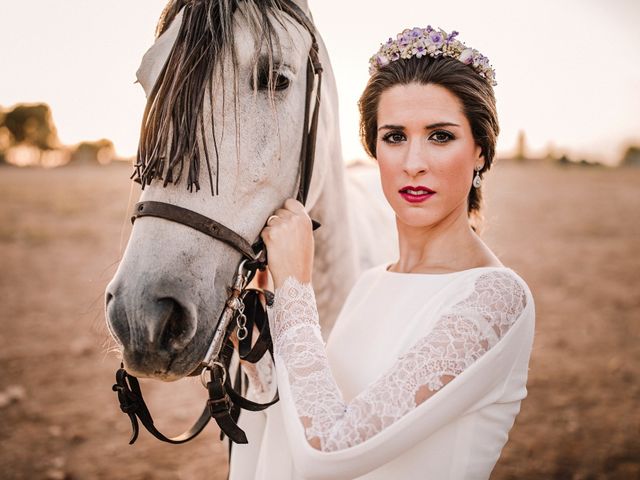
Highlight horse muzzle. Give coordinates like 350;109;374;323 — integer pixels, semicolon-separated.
105;279;201;379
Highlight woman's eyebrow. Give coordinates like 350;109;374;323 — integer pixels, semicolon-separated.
425;122;460;129
378;124;404;131
378;121;461;132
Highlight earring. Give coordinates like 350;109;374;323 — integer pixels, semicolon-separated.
472;166;482;188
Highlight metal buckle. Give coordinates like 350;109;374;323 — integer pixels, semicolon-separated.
200;361;227;388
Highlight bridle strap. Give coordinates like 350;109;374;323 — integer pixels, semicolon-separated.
113;335;280;445
131;201;259;261
113;367;213;445
238;289;274;363
284;0;323;206
297;43;323;205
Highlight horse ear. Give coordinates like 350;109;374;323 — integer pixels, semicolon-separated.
290;0;310;15
136;8;185;97
156;0;187;38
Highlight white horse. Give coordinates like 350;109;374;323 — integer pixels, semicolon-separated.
105;0;396;384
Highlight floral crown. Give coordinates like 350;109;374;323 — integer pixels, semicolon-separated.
368;26;497;86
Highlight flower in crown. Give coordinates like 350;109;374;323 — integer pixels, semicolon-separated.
368;27;497;86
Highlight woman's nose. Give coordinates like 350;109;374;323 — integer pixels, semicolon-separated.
403;139;428;177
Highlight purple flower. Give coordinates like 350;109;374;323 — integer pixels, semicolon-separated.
409;27;423;38
429;31;444;47
397;32;411;47
413;44;427;58
472;54;490;69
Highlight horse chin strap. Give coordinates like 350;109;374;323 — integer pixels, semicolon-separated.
112;0;323;447
112;259;280;445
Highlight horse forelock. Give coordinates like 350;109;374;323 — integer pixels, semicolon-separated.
134;0;315;195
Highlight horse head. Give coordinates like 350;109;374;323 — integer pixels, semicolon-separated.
105;0;326;381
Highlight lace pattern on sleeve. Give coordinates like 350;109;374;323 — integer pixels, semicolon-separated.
269;271;527;452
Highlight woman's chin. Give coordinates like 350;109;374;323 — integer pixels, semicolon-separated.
391;204;440;228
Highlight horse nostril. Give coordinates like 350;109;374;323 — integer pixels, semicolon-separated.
155;298;197;353
105;291;130;347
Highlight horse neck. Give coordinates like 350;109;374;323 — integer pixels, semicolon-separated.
307;36;360;338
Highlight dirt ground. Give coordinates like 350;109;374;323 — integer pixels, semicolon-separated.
0;161;638;480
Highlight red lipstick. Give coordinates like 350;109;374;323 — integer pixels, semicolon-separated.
398;185;436;203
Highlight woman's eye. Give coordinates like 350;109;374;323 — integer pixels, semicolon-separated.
382;132;406;144
430;130;454;144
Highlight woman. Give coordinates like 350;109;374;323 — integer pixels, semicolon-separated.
233;26;535;480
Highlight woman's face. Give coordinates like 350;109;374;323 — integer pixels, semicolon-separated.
376;82;483;229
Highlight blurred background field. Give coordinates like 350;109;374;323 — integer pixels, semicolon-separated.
0;159;638;479
1;1;639;479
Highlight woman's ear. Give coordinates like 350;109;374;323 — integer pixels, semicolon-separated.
475;145;485;170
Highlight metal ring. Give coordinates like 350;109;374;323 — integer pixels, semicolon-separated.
200;361;227;388
200;367;210;388
237;326;248;341
237;258;250;277
266;214;279;226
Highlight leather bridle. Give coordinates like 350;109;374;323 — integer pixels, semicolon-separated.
112;0;323;447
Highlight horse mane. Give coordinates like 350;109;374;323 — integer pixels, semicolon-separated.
133;0;313;194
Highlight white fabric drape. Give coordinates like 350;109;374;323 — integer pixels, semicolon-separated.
229;264;535;480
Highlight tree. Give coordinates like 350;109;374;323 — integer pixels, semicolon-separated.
621;146;640;167
514;130;528;161
3;103;60;150
68;139;115;165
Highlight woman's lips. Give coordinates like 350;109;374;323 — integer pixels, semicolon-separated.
399;186;436;203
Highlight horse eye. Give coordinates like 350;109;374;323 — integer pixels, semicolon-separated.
254;69;290;91
273;73;290;91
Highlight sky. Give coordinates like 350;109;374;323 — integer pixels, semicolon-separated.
1;0;639;165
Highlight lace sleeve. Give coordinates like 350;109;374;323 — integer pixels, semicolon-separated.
269;270;528;452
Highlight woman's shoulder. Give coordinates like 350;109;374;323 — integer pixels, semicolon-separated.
462;267;533;310
445;267;535;343
463;264;529;287
394;266;530;323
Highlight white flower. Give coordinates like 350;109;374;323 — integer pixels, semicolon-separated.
459;48;474;65
376;54;390;67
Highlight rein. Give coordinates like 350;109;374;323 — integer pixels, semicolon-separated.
112;0;323;447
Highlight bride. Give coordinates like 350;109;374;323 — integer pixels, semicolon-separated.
233;26;535;480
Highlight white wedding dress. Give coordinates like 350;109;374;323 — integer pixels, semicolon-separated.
229;264;535;480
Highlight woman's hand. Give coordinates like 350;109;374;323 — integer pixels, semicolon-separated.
260;198;314;289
